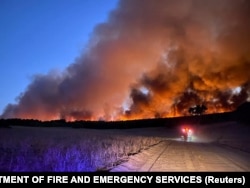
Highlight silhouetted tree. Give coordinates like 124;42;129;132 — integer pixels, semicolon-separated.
188;104;207;115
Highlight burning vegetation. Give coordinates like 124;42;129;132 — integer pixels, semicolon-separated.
1;0;250;121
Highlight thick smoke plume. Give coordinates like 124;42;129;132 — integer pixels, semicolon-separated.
2;0;250;121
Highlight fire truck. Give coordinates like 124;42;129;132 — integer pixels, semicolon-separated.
181;127;193;141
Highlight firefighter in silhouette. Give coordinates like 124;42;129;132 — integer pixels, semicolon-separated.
182;127;189;141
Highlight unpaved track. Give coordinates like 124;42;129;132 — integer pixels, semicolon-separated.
111;140;250;172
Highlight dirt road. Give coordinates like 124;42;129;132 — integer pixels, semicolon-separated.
110;140;250;172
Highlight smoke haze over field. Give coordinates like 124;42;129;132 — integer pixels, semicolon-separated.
1;0;250;121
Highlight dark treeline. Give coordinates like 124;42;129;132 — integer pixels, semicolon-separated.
1;102;250;129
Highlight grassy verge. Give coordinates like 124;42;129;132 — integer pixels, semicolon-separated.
0;126;163;171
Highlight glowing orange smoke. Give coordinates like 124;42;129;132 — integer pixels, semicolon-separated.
1;0;250;122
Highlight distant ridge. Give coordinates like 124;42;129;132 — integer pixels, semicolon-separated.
234;102;250;124
0;112;235;129
1;102;249;129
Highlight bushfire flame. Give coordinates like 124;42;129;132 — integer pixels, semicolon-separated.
1;0;250;121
